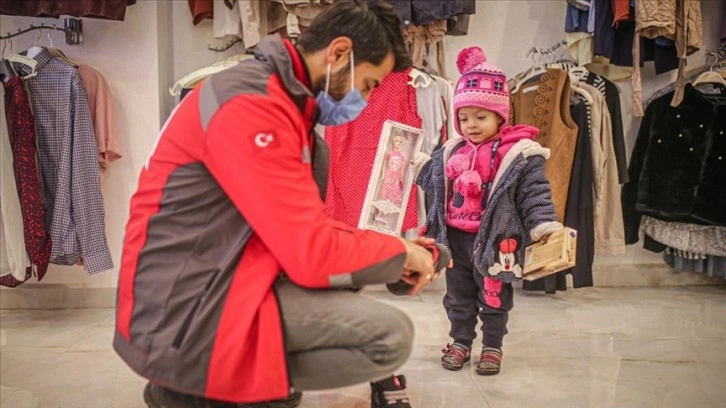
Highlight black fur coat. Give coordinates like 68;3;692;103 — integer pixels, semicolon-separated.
622;84;726;244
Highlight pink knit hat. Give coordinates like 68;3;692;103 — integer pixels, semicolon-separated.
453;46;510;135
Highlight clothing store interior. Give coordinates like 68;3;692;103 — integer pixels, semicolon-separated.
1;1;725;407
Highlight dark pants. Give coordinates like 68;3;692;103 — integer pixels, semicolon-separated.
444;227;513;349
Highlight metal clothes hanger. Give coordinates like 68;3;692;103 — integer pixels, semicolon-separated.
1;38;18;82
693;49;726;87
509;47;548;94
6;33;38;79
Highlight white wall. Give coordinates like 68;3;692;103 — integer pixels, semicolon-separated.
0;1;723;296
0;1;165;290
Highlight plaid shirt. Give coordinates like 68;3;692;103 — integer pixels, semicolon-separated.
17;48;112;274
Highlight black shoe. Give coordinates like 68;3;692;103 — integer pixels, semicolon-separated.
144;383;302;408
370;375;412;408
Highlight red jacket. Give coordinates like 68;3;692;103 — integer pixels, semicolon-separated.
113;35;407;403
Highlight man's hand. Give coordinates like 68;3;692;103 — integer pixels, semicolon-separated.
399;237;435;276
400;270;432;296
397;237;447;296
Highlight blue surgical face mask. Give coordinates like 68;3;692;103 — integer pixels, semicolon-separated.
315;51;367;126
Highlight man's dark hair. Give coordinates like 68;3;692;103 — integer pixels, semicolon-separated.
297;0;411;71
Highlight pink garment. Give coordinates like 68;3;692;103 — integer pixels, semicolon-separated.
325;69;420;231
78;64;121;177
445;125;539;232
378;151;405;206
483;276;504;308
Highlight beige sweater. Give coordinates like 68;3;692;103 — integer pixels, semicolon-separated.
577;83;625;255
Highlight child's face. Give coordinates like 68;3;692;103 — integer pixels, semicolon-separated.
458;107;501;144
393;135;404;149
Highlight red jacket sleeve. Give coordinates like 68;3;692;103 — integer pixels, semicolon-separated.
203;95;406;288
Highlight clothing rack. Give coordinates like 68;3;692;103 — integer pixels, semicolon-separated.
0;18;83;46
207;34;297;53
208;38;242;52
704;44;726;68
527;40;568;64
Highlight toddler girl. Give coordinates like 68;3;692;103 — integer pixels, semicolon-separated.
417;46;563;375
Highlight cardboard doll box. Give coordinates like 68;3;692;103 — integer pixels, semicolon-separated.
358;120;425;236
522;227;578;281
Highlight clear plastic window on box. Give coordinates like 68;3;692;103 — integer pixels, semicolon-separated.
359;120;425;236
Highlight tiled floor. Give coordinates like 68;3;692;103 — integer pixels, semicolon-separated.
1;286;725;408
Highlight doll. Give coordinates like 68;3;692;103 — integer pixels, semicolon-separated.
377;132;406;207
373;131;408;229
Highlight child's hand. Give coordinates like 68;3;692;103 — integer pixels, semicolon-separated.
539;234;551;244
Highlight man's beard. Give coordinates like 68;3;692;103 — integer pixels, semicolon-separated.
316;63;352;101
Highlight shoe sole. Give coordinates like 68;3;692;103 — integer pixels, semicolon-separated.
442;358;471;371
475;367;501;376
143;384;157;408
143;382;301;408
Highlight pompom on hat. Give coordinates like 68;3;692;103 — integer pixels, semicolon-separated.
453;46;510;135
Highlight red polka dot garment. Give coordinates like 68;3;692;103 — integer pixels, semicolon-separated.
325;68;421;232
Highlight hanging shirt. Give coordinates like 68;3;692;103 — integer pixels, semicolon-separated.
565;3;591;33
242;1;287;49
433;76;455;142
189;0;213;25
611;0;630;27
277;0;333;27
414;79;447;230
568;0;591;11
566;32;595;66
78;64;122;176
578;83;625;255
17;48;113;275
0;0;129;21
393;1;475;26
2;76;52;282
0;84;32;287
414;79;446;155
212;0;241;38
588;0;597;33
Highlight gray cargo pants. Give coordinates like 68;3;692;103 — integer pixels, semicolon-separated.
275;279;414;391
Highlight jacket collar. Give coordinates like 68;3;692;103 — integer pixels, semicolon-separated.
255;35;318;125
255;35;311;95
283;39;311;89
17;47;53;76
